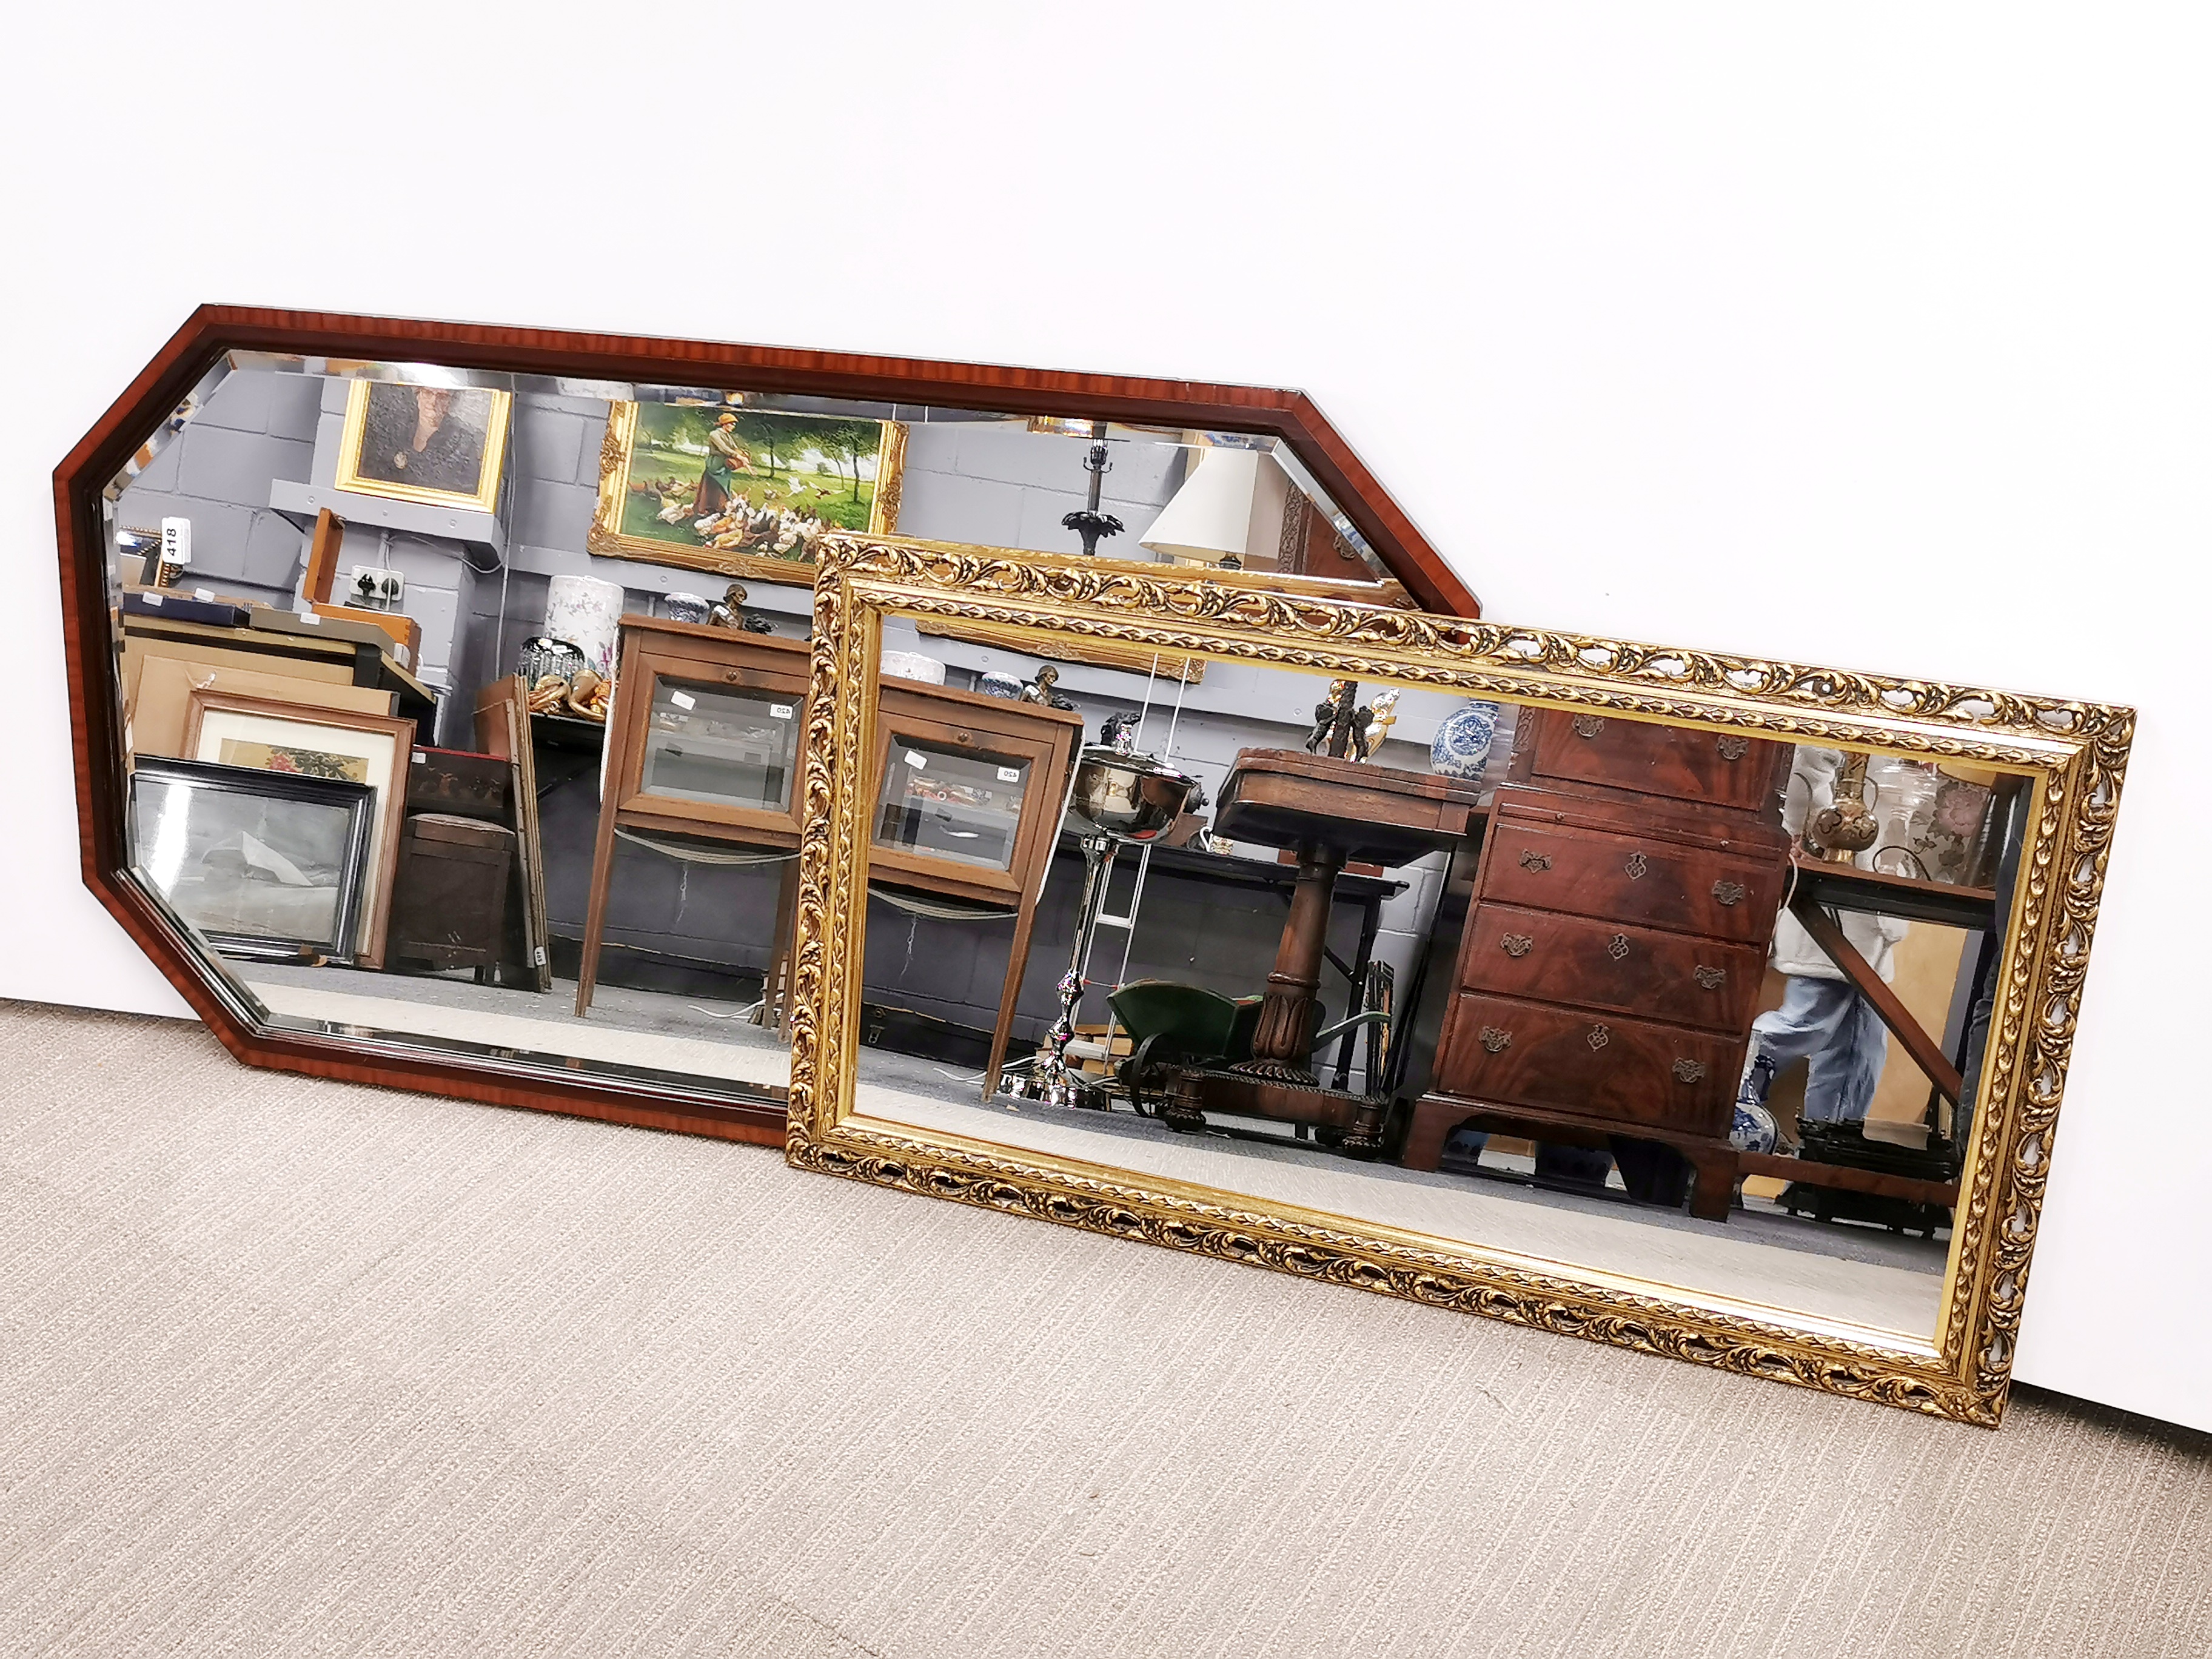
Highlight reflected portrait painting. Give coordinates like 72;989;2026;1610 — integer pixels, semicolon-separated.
336;380;511;512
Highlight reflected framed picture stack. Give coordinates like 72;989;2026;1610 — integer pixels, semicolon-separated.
129;757;377;965
179;692;415;968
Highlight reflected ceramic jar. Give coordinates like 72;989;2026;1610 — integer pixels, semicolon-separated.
660;591;712;626
1430;699;1502;780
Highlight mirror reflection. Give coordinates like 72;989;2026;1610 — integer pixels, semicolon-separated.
101;357;1381;1098
845;621;2028;1342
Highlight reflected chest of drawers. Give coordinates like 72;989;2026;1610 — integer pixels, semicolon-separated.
1402;709;1793;1219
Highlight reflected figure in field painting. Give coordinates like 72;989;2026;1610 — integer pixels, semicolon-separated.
691;412;756;519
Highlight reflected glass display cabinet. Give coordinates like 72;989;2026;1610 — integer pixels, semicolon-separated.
576;617;813;1017
867;681;1085;1090
577;619;1084;1092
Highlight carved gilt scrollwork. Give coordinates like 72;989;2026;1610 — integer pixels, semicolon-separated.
783;535;2134;1429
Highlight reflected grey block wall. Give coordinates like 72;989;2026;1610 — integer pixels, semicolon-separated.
894;422;1182;557
115;368;321;607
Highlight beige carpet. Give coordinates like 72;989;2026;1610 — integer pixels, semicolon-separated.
1;1004;2205;1659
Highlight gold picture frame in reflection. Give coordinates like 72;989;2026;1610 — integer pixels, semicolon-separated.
334;380;511;513
588;401;907;582
783;537;2132;1427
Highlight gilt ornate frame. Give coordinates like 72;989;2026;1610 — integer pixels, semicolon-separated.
586;401;908;580
785;537;2132;1426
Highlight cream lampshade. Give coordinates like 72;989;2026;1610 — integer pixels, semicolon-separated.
1139;447;1282;566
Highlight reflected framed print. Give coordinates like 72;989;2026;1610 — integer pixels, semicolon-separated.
335;379;511;512
181;692;415;969
129;756;376;964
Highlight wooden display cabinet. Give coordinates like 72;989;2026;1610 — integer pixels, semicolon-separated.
865;682;1085;1092
575;617;813;1016
576;619;1085;1095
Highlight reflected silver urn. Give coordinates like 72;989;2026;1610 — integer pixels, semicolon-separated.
1067;743;1202;843
1019;734;1202;1108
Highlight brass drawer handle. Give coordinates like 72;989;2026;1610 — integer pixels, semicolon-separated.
1500;934;1533;959
1480;1027;1513;1053
1717;735;1749;761
1711;879;1747;907
1606;933;1630;961
1693;965;1727;990
1624;851;1648;879
1572;714;1606;739
1586;1024;1611;1051
1672;1059;1708;1084
1518;850;1552;872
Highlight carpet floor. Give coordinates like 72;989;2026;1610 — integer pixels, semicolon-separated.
1;1000;2205;1658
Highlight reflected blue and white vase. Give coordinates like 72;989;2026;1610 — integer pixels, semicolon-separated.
1731;1098;1779;1157
660;591;712;625
1430;699;1501;780
1731;1053;1779;1155
976;671;1024;700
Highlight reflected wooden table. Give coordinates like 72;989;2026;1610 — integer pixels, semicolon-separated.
1732;854;2003;1213
1188;749;1484;1151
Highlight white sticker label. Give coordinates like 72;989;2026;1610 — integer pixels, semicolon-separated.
904;750;927;769
141;591;163;606
159;515;192;566
192;588;214;602
411;752;427;765
769;703;794;720
669;689;697;711
296;611;320;625
533;946;548;967
996;766;1021;784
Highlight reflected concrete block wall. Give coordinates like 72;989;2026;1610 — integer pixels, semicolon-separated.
115;369;322;606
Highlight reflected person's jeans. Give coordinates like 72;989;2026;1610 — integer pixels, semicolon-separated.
1744;977;1888;1125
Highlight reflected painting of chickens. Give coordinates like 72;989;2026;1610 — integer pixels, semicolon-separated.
589;401;905;575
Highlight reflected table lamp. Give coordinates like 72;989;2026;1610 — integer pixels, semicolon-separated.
1139;446;1275;569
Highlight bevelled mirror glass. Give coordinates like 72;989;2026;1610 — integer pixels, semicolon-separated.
783;541;2130;1425
75;332;1425;1130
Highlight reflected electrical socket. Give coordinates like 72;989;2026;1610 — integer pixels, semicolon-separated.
346;566;404;606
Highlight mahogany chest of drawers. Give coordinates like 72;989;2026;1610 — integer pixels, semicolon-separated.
1402;709;1794;1219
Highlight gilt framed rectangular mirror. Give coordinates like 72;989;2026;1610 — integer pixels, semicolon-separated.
783;538;2131;1425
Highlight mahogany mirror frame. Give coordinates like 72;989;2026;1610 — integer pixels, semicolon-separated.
52;304;1478;1143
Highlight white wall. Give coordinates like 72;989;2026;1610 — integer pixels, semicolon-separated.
4;6;2204;1429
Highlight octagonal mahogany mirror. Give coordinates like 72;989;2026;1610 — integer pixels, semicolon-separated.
55;307;1474;1144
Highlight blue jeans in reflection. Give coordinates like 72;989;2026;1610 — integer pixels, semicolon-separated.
1745;977;1888;1125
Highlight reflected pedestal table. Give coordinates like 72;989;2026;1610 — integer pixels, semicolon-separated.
1186;749;1486;1151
